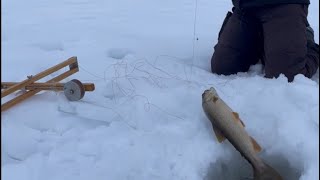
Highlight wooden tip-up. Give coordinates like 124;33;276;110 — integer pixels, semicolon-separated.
1;57;94;112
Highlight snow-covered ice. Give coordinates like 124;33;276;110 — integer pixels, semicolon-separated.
2;0;319;180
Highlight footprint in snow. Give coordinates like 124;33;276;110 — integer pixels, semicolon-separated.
107;48;132;60
32;42;64;52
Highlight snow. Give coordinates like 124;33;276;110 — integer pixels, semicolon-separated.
1;0;319;180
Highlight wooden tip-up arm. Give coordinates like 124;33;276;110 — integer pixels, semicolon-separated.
1;56;86;112
1;82;95;91
1;57;78;98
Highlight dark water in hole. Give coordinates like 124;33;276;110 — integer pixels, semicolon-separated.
204;151;302;180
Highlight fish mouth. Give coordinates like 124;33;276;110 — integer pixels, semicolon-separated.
202;90;213;102
202;90;209;98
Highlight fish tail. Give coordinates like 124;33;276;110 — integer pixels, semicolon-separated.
253;161;283;180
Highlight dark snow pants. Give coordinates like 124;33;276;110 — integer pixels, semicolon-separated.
211;4;319;82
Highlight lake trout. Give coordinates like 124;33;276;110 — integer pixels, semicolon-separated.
202;87;283;180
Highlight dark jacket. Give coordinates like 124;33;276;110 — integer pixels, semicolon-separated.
232;0;310;8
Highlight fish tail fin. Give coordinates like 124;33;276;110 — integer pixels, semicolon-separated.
254;161;283;180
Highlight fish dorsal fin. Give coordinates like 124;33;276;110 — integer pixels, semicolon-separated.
250;136;262;153
212;126;226;143
232;112;245;128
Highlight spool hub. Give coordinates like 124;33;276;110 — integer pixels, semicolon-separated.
63;79;85;101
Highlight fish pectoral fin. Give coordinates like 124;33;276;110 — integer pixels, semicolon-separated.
212;126;226;143
232;112;246;128
250;136;262;153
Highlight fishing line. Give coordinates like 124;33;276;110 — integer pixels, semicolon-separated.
190;0;199;81
192;0;199;61
79;0;200;84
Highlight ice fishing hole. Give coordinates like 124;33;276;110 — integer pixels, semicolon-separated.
204;151;302;180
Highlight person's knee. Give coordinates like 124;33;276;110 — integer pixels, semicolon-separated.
265;60;318;82
211;63;229;75
211;48;238;75
264;45;319;82
264;60;298;82
211;54;227;75
264;70;295;82
211;47;255;76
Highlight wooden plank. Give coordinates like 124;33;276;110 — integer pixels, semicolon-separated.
1;68;79;112
1;56;78;98
2;82;95;91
